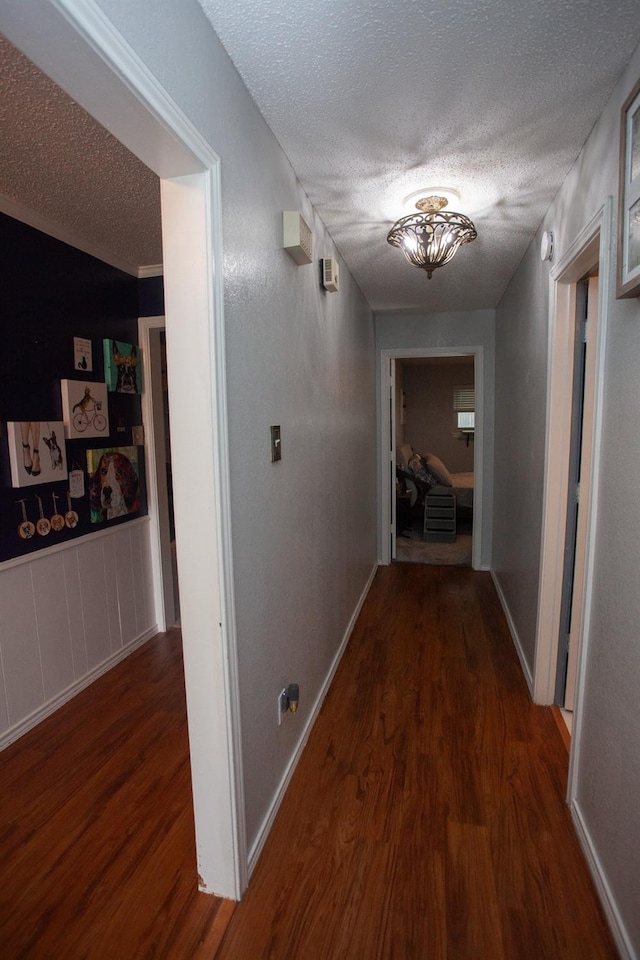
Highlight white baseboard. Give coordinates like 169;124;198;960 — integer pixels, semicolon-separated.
247;563;378;875
571;800;636;960
490;570;534;695
0;625;158;752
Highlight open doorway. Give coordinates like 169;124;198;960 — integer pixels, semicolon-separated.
1;5;245;898
395;356;475;566
140;318;180;629
535;201;611;805
380;346;484;571
554;271;598;716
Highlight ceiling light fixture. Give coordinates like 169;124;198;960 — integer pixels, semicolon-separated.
387;195;477;279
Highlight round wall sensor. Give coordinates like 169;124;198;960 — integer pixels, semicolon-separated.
540;230;554;262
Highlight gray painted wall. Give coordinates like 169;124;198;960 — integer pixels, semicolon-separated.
375;310;495;568
493;41;640;955
94;0;377;849
493;249;549;671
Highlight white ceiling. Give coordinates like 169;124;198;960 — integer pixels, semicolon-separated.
197;0;640;312
2;3;640;307
0;34;162;277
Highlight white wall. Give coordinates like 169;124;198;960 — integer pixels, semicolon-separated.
90;0;378;853
375;310;495;567
493;41;640;958
0;521;156;748
402;361;475;473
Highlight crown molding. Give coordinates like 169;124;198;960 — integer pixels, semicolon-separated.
0;193;140;277
138;263;164;278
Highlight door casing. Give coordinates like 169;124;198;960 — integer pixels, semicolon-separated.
535;199;612;802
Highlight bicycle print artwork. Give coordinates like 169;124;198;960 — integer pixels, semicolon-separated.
61;379;110;440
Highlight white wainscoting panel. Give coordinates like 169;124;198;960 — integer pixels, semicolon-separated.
0;519;157;749
78;537;113;673
0;565;44;724
31;554;76;701
63;549;88;678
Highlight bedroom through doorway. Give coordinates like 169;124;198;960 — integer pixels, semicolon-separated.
393;355;475;566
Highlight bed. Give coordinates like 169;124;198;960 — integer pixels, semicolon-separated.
397;443;474;515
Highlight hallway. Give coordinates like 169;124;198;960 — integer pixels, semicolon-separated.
218;564;616;958
0;566;617;958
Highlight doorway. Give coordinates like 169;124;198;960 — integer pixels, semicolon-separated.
535;200;612;800
554;273;598;712
0;3;246;898
140;317;180;630
380;346;484;570
394;356;475;566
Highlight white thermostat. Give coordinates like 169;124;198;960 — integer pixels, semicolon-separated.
321;257;339;292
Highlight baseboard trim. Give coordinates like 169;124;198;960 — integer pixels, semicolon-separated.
490;569;534;695
247;563;378;875
0;624;158;752
571;800;635;960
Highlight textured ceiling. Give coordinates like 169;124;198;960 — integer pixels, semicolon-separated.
2;4;640;306
198;0;640;312
0;35;162;276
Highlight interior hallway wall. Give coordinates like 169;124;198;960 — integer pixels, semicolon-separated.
89;0;378;853
493;40;640;957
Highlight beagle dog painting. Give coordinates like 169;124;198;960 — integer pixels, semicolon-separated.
88;449;140;522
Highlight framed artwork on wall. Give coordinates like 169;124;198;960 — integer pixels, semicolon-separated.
87;446;140;523
7;421;69;488
103;339;142;394
61;380;110;439
617;76;640;299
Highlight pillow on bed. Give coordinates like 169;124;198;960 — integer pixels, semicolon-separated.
407;453;437;487
425;453;453;487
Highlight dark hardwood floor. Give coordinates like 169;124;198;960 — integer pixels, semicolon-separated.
0;628;233;959
217;565;618;959
0;564;619;958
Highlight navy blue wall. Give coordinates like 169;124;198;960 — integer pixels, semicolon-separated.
138;276;164;317
0;213;157;561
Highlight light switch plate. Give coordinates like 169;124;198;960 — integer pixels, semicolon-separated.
270;425;282;462
132;425;145;445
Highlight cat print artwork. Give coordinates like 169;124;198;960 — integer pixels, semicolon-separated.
103;339;142;394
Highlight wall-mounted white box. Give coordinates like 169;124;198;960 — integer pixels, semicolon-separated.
283;211;313;265
321;256;339;292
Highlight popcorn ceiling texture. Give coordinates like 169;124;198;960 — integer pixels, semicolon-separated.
198;0;640;311
2;3;640;306
0;35;162;272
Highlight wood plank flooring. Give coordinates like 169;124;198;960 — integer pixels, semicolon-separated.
0;565;619;958
0;628;233;959
216;565;618;959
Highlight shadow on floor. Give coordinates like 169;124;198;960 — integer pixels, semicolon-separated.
395;513;472;566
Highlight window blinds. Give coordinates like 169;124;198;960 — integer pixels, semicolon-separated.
453;385;474;411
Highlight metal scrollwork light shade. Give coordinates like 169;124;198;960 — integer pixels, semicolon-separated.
387;195;477;279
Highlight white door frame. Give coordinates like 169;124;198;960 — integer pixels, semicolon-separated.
534;199;612;800
139;315;177;632
379;346;484;570
0;0;246;899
